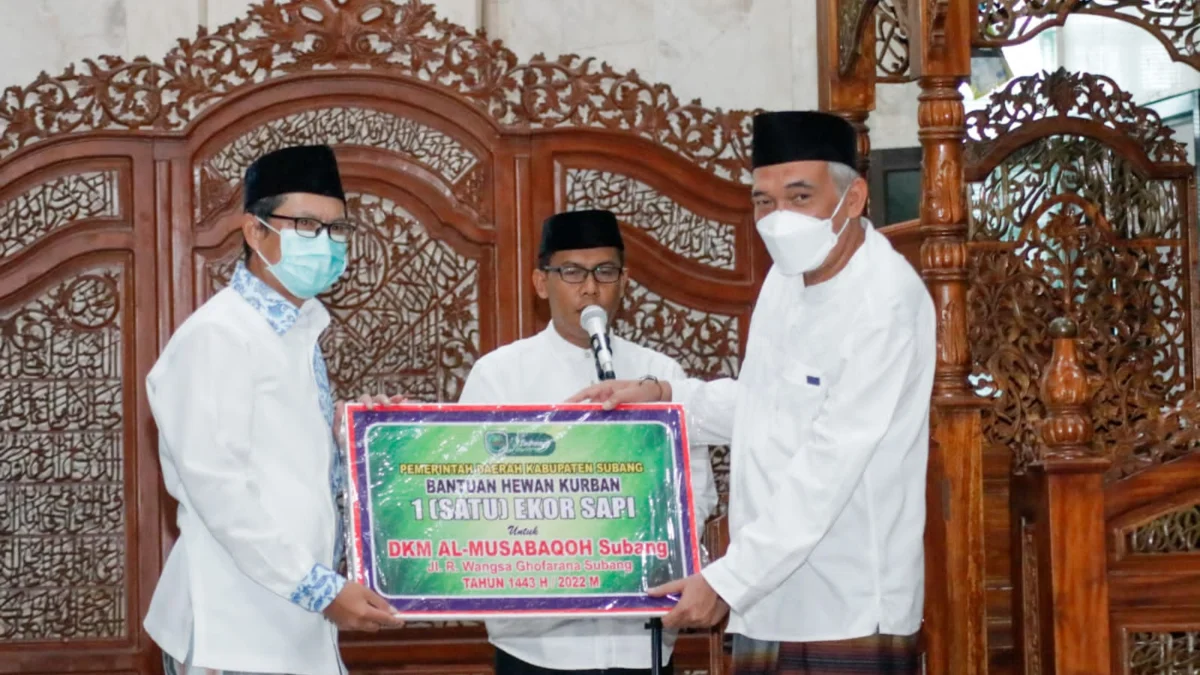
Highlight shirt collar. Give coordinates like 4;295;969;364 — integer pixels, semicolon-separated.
230;261;302;335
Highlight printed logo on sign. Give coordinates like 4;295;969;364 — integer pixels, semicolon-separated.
484;431;556;456
485;432;509;455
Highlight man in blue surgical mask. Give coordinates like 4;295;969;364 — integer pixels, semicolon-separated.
570;112;936;675
144;145;403;675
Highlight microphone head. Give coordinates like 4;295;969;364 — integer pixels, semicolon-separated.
580;305;608;334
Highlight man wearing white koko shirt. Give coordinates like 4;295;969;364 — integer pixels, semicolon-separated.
459;209;719;675
572;112;936;675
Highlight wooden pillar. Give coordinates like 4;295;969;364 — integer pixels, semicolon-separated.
815;0;876;175
1031;317;1112;675
907;2;987;674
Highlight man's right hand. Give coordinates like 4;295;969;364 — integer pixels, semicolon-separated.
567;378;671;410
323;581;405;632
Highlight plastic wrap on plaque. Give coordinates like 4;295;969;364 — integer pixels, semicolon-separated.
342;403;701;620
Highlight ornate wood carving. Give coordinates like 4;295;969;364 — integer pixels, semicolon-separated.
1125;504;1200;554
1128;631;1200;674
1038;318;1096;460
962;65;1193;673
615;280;740;510
1109;391;1200;480
617;281;740;382
196;107;484;221
565;169;738;269
976;0;1200;74
0;267;128;641
965;69;1187;167
1;172;120;257
876;0;914;82
0;0;754;182
965;68;1192;479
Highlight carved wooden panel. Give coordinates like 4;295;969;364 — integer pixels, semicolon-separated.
565;169;737;269
1128;631;1200;674
1125;505;1200;554
0;0;754;183
965;70;1191;478
975;0;1200;74
195;107;484;221
617;281;740;381
875;0;913;82
616;280;740;504
0;266;128;641
1;171;120;257
963;67;1195;675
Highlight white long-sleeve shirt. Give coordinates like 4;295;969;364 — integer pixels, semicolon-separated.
144;263;346;675
674;224;936;642
459;324;719;669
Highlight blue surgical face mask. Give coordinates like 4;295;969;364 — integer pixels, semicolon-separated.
256;218;348;299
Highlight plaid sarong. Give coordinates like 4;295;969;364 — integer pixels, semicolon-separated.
730;633;921;675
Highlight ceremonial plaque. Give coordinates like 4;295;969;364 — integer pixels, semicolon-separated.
342;404;701;619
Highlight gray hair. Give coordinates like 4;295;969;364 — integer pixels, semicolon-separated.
829;162;861;194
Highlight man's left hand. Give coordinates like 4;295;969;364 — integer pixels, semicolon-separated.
649;573;729;630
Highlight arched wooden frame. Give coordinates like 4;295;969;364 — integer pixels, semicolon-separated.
973;0;1200;74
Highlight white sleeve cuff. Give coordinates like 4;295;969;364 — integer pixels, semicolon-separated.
700;556;757;614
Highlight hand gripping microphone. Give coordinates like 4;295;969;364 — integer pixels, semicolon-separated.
580;305;616;381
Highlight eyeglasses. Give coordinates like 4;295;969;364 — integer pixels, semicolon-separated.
542;264;624;284
267;213;358;243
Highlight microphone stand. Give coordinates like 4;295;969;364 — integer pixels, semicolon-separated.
646;617;664;675
592;359;664;675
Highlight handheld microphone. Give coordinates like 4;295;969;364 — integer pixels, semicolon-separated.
580;305;616;381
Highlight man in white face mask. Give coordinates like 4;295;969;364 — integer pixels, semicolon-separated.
568;111;936;675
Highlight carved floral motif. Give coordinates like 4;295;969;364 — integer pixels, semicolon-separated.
965;69;1188;165
0;269;126;640
967;135;1187;472
977;0;1200;75
1110;391;1200;480
616;280;740;505
0;0;755;182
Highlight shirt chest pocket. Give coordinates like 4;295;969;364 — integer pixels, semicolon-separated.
770;360;829;452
